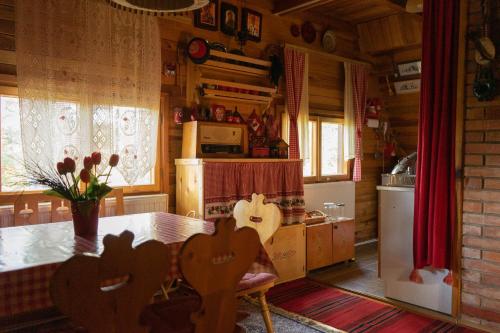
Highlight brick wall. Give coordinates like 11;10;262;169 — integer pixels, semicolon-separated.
461;0;500;331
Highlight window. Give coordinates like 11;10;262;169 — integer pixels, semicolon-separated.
0;95;158;193
304;116;349;182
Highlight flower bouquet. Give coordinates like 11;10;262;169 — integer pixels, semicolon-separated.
25;152;119;237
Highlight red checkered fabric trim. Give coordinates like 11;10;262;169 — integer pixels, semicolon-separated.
284;48;306;160
203;161;305;224
348;63;368;182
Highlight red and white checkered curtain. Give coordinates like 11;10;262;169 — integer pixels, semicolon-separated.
284;48;306;160
349;64;368;182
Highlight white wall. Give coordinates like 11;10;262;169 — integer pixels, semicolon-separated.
303;181;355;218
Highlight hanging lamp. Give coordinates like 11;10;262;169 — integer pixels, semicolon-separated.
110;0;209;13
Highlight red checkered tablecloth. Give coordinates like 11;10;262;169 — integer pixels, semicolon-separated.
0;212;276;318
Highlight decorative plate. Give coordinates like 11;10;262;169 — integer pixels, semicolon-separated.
301;22;316;44
187;37;210;64
290;24;300;37
322;30;337;53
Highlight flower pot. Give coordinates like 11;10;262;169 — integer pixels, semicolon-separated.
71;200;100;238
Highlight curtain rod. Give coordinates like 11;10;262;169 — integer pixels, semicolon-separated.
284;43;372;66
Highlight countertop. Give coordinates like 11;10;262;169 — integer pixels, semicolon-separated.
376;185;415;192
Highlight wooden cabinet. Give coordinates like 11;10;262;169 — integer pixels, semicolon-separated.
306;218;355;271
264;223;306;284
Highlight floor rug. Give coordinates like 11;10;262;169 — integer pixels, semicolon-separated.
267;278;481;333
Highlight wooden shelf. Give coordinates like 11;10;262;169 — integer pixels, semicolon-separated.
199;78;276;94
200;60;269;77
210;50;272;67
202;93;271;105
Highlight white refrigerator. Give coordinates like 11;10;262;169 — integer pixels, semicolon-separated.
377;186;452;314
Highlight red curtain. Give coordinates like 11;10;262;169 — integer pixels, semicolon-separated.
284;48;305;160
413;0;459;274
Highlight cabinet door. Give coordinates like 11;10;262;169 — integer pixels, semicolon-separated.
175;163;204;217
264;223;306;284
306;223;333;271
332;220;355;264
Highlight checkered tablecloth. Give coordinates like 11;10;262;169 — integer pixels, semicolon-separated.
0;212;276;318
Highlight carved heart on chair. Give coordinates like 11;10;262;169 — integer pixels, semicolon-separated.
50;230;170;333
233;193;282;244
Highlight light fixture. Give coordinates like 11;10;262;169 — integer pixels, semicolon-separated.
110;0;209;13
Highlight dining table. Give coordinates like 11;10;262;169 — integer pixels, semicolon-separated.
0;212;277;319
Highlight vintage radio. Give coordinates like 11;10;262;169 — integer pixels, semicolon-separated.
182;121;249;158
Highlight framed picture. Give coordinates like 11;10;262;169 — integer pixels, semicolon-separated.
394;79;421;94
220;2;238;36
397;60;421;77
194;0;218;31
242;8;262;42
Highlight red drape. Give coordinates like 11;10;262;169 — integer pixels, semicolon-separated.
284;48;305;160
413;0;459;274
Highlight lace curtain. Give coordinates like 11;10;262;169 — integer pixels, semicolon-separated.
15;0;161;184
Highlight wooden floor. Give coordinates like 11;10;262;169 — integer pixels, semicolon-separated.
308;242;384;298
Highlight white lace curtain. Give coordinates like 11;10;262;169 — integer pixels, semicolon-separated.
15;0;161;184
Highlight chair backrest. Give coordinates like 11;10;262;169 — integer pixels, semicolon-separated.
0;193;68;226
180;218;260;333
100;188;125;217
233;193;281;245
50;230;169;333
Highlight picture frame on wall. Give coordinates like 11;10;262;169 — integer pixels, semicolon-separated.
397;60;421;77
194;0;218;31
394;79;421;94
220;2;238;36
242;8;262;42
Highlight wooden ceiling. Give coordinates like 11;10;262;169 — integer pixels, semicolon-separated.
273;0;409;24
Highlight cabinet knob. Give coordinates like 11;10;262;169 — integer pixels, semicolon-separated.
333;225;338;229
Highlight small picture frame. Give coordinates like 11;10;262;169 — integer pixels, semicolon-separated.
220;2;238;36
397;60;421;77
194;0;218;31
242;8;262;42
394;79;421;94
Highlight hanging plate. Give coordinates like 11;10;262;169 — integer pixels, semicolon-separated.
322;30;337;53
475;37;496;65
301;22;316;44
187;37;210;64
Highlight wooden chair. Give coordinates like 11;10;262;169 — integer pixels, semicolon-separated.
100;188;125;217
143;218;261;333
0;193;72;226
49;230;170;333
233;193;281;333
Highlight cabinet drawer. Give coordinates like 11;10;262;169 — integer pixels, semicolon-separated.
306;223;333;271
332;220;355;263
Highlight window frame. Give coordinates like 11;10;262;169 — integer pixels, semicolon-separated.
0;86;168;195
304;116;352;184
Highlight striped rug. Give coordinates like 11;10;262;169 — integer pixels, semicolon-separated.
267;279;481;333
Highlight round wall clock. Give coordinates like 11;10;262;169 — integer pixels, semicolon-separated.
322;30;337;53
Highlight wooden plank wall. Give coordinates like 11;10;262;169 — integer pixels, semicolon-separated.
155;0;366;217
373;46;421;155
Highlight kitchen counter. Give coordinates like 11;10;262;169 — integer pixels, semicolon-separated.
376;186;414;192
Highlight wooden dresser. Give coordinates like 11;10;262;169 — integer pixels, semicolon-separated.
306;218;355;271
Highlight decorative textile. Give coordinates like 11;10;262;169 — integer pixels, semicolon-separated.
413;0;459;275
284;48;306;160
0;212;276;317
343;63;355;161
203;161;305;224
267;279;481;333
345;63;368;182
15;0;161;184
282;51;310;164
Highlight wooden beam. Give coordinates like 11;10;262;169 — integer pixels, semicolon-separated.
273;0;336;16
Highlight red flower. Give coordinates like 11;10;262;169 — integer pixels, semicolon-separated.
79;169;90;183
91;152;102;165
109;154;119;167
63;157;76;173
83;156;93;171
56;162;67;175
